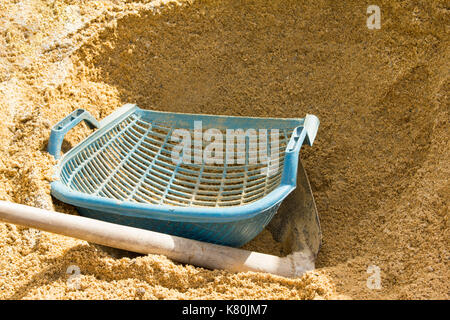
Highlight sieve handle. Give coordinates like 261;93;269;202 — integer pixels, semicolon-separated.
47;109;100;159
286;114;320;153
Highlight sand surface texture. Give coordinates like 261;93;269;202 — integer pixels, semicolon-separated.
0;0;448;299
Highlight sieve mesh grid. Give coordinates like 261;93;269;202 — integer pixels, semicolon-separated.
61;113;291;208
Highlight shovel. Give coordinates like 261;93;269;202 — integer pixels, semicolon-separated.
0;159;320;278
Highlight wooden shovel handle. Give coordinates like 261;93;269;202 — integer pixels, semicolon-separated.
0;200;306;278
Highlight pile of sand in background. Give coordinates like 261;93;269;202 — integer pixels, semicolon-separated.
0;0;448;299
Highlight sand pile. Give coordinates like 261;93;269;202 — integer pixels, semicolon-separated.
0;0;448;299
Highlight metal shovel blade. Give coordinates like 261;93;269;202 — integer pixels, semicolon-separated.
267;159;322;274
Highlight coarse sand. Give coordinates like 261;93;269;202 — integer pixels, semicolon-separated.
0;0;448;299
